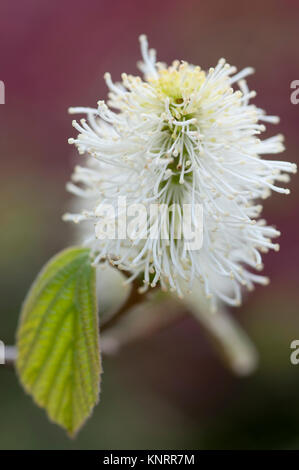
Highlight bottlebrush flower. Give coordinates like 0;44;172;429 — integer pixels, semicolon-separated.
64;35;296;311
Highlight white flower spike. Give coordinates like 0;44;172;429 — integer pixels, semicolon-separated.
64;35;296;311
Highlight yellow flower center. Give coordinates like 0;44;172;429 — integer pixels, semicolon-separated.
150;62;206;104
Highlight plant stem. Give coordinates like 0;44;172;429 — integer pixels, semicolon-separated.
100;278;146;331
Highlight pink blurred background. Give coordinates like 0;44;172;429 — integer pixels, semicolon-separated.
0;0;299;449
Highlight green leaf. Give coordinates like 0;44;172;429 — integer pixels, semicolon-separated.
16;246;101;436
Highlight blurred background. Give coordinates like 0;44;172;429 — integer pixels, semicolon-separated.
0;0;299;450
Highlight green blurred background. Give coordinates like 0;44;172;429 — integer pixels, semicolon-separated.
1;0;299;449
